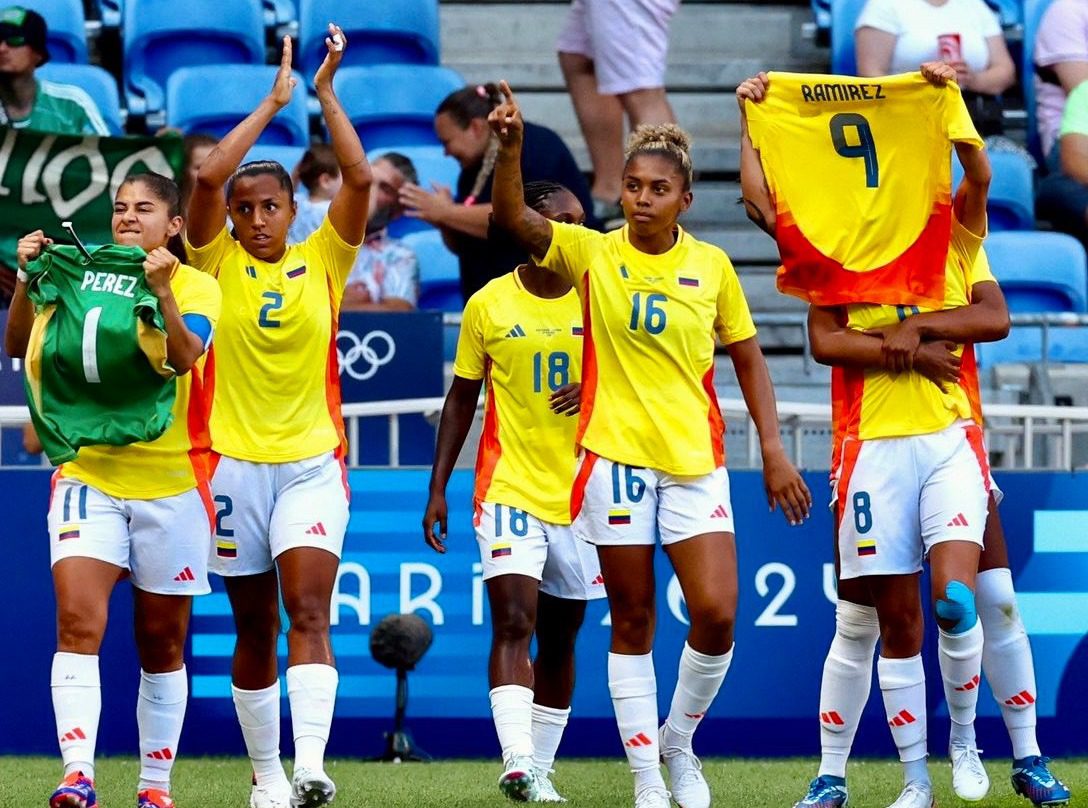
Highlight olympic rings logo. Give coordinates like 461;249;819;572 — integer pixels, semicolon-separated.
336;329;396;381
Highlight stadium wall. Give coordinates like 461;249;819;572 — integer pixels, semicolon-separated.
2;468;1085;759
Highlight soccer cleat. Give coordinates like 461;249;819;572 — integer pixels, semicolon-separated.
50;771;98;808
633;786;671;808
289;767;336;807
251;780;292;808
1011;756;1071;807
793;775;849;808
137;788;176;807
885;781;936;808
659;728;710;808
498;756;541;802
532;769;567;803
950;742;989;801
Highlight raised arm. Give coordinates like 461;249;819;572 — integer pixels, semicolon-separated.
489;81;554;260
317;24;372;247
187;37;298;247
422;376;483;553
3;230;51;358
736;73;776;237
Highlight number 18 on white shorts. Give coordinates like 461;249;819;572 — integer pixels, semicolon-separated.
475;501;606;601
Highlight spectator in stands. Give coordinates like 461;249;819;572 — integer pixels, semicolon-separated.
0;6;108;135
854;0;1015;136
180;133;218;217
0;5;110;306
1037;81;1088;243
293;145;420;311
400;83;596;303
1034;0;1088;162
557;0;681;222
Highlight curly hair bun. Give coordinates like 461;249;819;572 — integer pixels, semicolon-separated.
623;123;695;189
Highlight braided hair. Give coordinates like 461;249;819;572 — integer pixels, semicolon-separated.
437;83;503;205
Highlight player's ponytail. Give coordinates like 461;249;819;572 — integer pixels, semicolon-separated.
624;123;695;190
118;172;189;263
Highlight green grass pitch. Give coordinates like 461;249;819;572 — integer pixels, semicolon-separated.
3;757;1085;806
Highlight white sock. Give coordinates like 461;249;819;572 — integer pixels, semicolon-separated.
977;567;1042;759
663;643;733;748
286;664;338;773
938;622;984;746
52;653;100;780
232;681;289;788
531;703;570;773
818;601;880;778
137;667;188;791
608;652;665;791
878;655;929;785
489;685;535;765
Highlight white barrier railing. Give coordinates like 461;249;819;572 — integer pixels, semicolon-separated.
4;398;1088;470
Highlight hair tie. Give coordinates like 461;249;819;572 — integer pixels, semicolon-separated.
476;85;488;98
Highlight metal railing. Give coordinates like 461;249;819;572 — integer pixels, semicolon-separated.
5;397;1087;470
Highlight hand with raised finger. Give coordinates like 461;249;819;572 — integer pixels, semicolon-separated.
269;35;297;107
16;230;52;271
422;493;448;554
143;246;179;299
315;22;346;91
549;382;581;416
487;80;524;148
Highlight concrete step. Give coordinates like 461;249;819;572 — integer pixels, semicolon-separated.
685;181;748;226
441;3;826;90
698;227;781;264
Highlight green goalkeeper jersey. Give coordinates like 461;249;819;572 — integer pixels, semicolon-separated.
23;244;176;465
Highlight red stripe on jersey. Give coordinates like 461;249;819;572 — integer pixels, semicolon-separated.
473;359;503;514
959;344;984;425
701;365;726;467
323;303;348;459
834;437;864;534
775;199;953;308
569;450;599;523
337;452;350;503
830;363;865;471
186;355;214;497
575;273;598;449
963;423;991;495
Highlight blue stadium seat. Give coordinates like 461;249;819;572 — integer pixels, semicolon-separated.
811;0;832;33
122;0;265;118
167;66;310;146
830;0;868;75
976;230;1088;365
37;63;123;134
952;150;1036;231
298;0;440;78
243;144;307;172
404;229;462;313
332;65;465;150
21;0;87;63
1023;0;1057;163
263;0;296;28
371;145;460;238
93;0;122;27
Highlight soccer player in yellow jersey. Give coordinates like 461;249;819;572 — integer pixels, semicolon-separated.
423;180;604;803
740;63;1048;808
6;174;221;808
489;81;812;808
184;29;370;808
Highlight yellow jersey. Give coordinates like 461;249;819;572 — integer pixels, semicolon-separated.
832;218;993;445
185;216;359;463
540;223;756;477
60;264;222;499
745;72;983;308
454;269;583;524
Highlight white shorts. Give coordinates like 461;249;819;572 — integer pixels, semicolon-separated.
48;476;214;595
571;451;734;546
475;501;607;601
556;0;681;94
209;451;350;577
834;421;991;580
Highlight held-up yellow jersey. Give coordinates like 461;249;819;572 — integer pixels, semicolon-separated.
185;217;359;463
745;72;983;308
832;218;993;445
540;223;757;477
454;270;583;525
61;264;222;499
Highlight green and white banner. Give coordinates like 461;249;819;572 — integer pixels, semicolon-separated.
0;127;184;270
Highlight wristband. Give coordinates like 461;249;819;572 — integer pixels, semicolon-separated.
16;268;28;283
